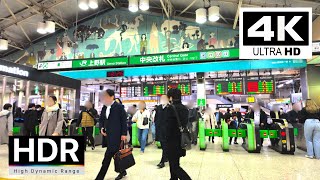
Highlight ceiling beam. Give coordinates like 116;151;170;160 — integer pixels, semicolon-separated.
3;0;33;42
233;0;243;29
103;0;116;8
160;0;170;18
1;0;67;30
178;0;197;16
27;0;69;29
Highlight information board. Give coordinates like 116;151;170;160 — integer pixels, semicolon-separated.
120;83;142;97
143;81;166;96
130;48;239;65
167;80;191;95
246;76;274;94
215;78;243;95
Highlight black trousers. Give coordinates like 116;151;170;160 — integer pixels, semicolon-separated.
168;156;192;180
82;127;95;148
23;126;36;136
128;127;132;145
160;140;168;163
96;150;124;180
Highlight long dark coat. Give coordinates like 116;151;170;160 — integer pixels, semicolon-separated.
166;101;189;158
247;110;268;129
99;102;127;152
154;105;168;142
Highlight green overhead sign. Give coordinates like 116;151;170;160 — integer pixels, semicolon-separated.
130;48;239;65
37;57;128;70
37;48;239;70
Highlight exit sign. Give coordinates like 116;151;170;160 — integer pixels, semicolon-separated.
197;99;206;107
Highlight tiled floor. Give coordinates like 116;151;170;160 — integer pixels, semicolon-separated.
1;139;320;180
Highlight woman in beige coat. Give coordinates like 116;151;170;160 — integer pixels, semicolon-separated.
39;96;64;136
204;108;217;143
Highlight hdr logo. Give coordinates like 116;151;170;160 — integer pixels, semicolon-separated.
9;136;84;175
239;8;312;59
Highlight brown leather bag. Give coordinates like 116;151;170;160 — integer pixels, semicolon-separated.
113;140;135;172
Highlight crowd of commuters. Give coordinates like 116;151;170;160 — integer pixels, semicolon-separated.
1;90;320;179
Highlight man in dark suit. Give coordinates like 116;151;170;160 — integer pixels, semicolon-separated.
96;89;128;180
247;103;268;145
154;95;169;168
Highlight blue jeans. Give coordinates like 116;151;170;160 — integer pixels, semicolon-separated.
138;128;149;152
304;119;320;159
151;123;156;141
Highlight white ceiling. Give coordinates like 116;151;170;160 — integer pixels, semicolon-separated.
1;0;320;57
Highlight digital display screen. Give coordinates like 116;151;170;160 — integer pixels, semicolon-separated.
167;80;191;95
107;70;124;77
143;81;166;96
120;83;142;97
246;76;274;94
215;78;243;95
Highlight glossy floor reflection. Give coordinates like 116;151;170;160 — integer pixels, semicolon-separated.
1;138;319;180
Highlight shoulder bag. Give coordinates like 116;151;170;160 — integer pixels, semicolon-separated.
172;105;192;150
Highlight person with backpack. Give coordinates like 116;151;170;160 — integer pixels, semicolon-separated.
23;103;39;136
39;96;64;136
0;103;13;145
77;101;98;151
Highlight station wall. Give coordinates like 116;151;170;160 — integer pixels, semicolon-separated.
5;9;238;65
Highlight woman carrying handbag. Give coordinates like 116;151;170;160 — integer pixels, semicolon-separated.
166;88;192;180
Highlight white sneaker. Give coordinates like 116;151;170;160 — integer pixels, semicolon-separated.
305;155;314;159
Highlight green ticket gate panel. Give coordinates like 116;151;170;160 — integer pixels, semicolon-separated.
260;130;269;139
156;141;161;148
241;122;261;153
35;125;39;135
205;129;214;137
268;130;278;139
221;120;229;152
132;123;139;147
213;129;222;137
237;129;246;138
199;120;206;150
228;129;237;137
294;128;298;137
13;127;20;135
78;127;83;135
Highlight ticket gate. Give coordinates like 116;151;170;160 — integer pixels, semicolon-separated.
268;119;295;154
199;119;229;151
240;119;262;153
131;123;154;147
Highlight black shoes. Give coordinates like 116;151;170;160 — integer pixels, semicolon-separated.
115;171;127;180
92;146;95;150
157;162;165;168
234;142;238;145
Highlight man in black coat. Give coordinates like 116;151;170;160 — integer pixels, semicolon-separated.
247;103;268;145
287;103;301;125
96;89;128;180
154;95;169;168
23;103;39;136
166;89;191;180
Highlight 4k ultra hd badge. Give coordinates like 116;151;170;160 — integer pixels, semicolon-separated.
239;8;312;59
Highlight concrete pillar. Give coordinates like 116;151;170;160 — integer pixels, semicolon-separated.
44;85;49;107
1;76;6;107
196;72;206;110
300;68;308;100
25;81;30;111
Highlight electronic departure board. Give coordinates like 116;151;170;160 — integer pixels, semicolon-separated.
143;81;166;96
120;83;142;97
215;78;243;95
167;80;191;95
246;76;274;94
